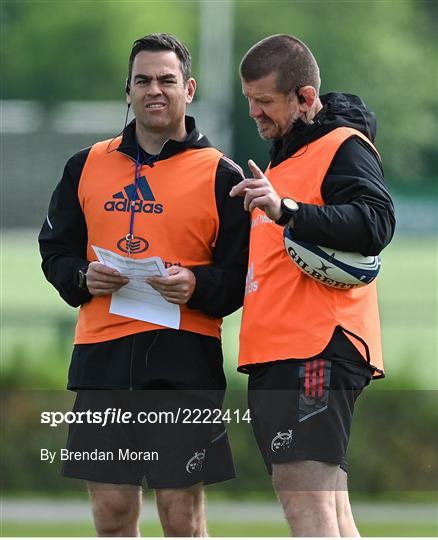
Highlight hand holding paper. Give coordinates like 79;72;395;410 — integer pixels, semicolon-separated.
147;265;196;304
86;262;129;296
91;246;181;329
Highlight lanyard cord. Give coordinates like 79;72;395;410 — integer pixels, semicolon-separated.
126;142;160;256
126;145;143;257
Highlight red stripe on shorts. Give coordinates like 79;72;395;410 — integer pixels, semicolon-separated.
305;361;310;396
318;359;325;398
311;360;318;397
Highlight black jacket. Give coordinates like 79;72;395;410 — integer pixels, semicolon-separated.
39;116;250;319
270;93;395;255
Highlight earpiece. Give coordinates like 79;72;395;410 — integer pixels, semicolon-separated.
295;86;305;104
125;79;130;94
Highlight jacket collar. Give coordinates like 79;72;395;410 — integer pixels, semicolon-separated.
117;115;211;164
269;93;377;168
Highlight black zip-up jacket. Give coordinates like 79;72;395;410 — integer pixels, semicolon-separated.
270;93;395;255
39;116;250;319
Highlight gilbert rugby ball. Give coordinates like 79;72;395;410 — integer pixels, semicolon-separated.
283;227;381;289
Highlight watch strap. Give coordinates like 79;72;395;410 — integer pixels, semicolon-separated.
77;265;89;290
275;199;298;226
275;211;293;226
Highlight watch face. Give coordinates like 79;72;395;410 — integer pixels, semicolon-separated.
283;198;299;212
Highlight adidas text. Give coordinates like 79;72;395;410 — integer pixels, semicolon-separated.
104;200;164;214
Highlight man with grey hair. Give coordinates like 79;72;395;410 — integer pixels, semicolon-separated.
231;34;395;536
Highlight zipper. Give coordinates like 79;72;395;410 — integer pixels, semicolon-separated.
118;138;169;165
129;334;136;391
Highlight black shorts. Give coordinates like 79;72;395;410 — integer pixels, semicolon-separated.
62;389;234;489
248;354;373;474
62;330;235;488
68;329;226;393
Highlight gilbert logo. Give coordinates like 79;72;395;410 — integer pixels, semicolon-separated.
104;176;164;214
245;262;258;295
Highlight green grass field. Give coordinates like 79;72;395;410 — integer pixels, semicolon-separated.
2;520;437;537
1;231;437;537
1;230;437;389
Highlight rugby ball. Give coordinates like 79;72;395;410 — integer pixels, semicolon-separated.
283;227;380;289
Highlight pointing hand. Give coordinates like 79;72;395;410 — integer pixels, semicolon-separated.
229;159;282;221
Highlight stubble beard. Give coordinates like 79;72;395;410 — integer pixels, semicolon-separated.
256;121;277;141
256;111;300;141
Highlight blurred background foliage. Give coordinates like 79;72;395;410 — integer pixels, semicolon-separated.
1;0;437;182
1;0;437;504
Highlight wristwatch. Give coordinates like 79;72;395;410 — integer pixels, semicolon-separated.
275;198;299;226
77;265;89;290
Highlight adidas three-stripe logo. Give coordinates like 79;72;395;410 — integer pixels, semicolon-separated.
104;176;164;214
112;176;155;201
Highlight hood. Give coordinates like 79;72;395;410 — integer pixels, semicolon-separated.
270;92;377;168
117;115;212;164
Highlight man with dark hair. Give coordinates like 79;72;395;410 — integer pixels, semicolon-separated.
239;34;321;96
39;32;249;537
231;34;395;536
128;34;192;83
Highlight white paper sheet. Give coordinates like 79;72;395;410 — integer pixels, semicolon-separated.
92;246;181;329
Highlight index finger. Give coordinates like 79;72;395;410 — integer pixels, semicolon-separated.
147;275;171;284
230;178;263;197
88;262;121;276
248;159;265;179
229;179;249;197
